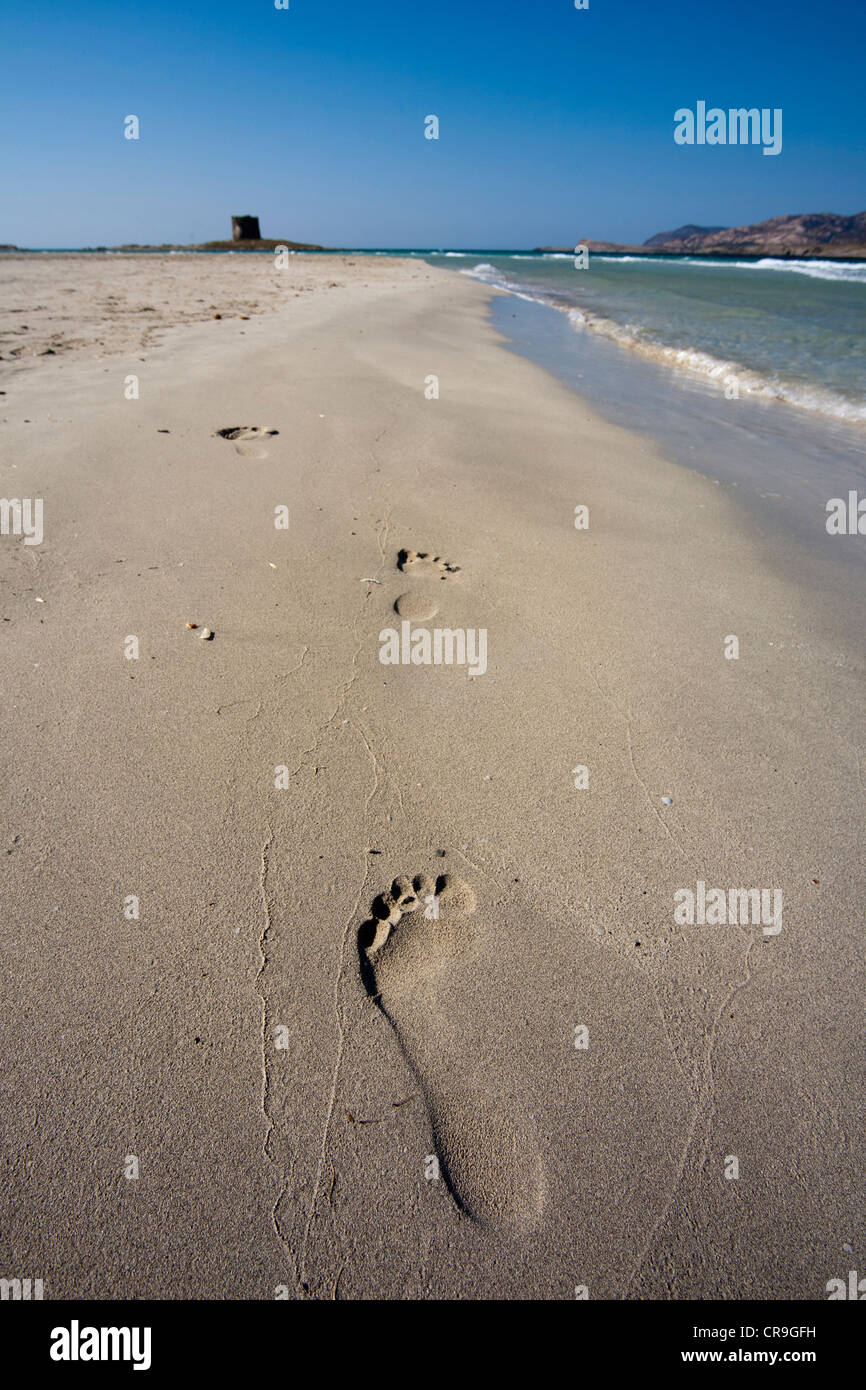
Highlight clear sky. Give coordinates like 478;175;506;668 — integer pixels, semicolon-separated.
1;0;863;249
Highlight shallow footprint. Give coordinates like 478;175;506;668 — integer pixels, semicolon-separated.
216;425;279;458
394;593;438;620
397;548;461;581
358;873;546;1229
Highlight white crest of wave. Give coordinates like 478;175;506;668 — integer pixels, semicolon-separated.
459;262;501;282
565;309;866;422
592;254;866;283
746;258;866;283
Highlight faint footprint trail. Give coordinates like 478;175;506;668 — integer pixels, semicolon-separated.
358;872;547;1230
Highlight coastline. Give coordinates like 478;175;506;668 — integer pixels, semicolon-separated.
442;253;866;426
488;293;866;602
1;254;862;1298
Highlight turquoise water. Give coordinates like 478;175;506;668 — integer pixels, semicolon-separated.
466;286;866;595
426;252;866;425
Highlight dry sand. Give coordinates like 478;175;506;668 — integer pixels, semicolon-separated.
0;252;862;1299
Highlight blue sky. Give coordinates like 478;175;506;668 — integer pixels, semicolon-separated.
1;0;863;248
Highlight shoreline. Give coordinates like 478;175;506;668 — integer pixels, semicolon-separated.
1;254;862;1299
488;293;866;608
5;245;866;262
445;256;866;429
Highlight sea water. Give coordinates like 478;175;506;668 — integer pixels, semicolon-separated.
427;251;866;591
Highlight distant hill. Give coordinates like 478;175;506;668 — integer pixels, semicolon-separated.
538;211;866;261
641;212;866;258
643;224;727;247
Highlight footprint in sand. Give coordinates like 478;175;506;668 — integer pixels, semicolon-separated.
393;592;439;620
393;548;462;621
358;873;547;1230
397;548;460;581
215;425;279;458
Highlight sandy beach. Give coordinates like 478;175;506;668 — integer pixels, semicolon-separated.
0;252;862;1301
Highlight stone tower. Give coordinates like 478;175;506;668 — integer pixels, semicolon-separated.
231;215;261;242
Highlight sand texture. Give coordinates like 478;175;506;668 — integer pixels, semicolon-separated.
0;252;862;1300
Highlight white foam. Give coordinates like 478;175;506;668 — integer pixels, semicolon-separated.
457;259;866;424
565;308;866;423
593;253;866;283
460;262;500;282
730;257;866;283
